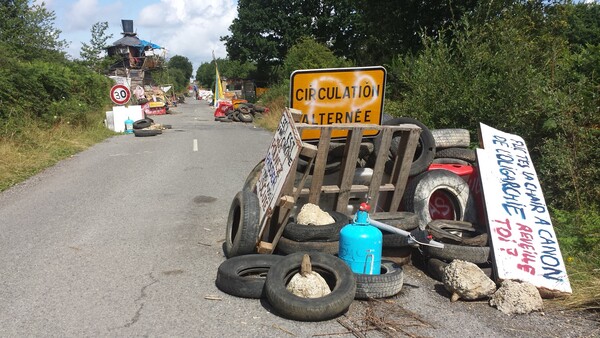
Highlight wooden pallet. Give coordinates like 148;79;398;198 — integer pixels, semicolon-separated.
257;121;421;254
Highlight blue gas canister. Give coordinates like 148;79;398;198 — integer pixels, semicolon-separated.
339;203;382;275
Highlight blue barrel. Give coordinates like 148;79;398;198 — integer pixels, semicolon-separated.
339;223;382;275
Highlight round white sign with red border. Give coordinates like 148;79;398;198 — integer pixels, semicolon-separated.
110;84;131;105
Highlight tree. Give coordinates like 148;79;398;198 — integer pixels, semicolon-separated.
80;22;113;73
195;59;257;89
168;55;193;81
222;0;358;83
0;0;67;60
280;37;351;81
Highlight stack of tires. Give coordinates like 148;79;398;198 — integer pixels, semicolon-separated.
216;191;406;321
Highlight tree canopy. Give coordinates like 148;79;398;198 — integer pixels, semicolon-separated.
168;55;194;81
0;0;67;61
79;22;113;73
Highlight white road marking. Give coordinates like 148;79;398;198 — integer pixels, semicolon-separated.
193;139;198;152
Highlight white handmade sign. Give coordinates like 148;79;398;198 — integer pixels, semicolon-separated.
477;123;571;295
256;109;302;231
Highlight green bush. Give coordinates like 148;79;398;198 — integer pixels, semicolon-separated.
0;56;112;132
386;4;599;211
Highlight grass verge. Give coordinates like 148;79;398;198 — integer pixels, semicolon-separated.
0;119;115;191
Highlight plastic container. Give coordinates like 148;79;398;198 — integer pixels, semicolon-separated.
124;117;134;134
339;203;382;275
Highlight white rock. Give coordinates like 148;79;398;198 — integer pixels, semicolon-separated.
287;271;331;298
490;280;543;315
296;203;335;225
442;260;497;301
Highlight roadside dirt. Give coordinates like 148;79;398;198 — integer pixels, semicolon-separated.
331;259;599;338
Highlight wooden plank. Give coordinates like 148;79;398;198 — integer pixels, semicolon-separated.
308;128;332;204
297;183;396;195
335;127;364;212
368;128;394;213
257;241;273;254
388;128;421;211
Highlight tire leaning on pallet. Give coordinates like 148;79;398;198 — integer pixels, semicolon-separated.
224;190;261;258
265;252;356;321
282;211;351;242
355;261;404;299
275;237;339;255
242;160;265;192
215;254;283;298
377;117;436;177
431;129;471;148
403;169;477;229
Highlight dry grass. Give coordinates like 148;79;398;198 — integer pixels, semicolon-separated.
0;121;114;191
552;252;600;312
254;96;286;132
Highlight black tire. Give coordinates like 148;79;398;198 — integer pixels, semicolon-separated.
382;234;411;248
370;212;419;231
243;160;265;192
422;243;491;264
296;155;342;175
238;112;253;123
434;148;477;163
426;220;488;246
377;117;436;177
283;211;350;242
224;191;261;258
215;254;283;298
426;258;492;282
265;252;356;321
403;169;477;229
431;129;471;148
133;118;152;129
133;129;160;137
276;237;339;255
238;104;251;114
355;261;404;299
232;110;241;122
432;158;470;166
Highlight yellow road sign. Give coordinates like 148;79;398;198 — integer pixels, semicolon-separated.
290;66;386;140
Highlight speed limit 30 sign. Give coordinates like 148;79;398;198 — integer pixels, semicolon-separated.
110;84;131;105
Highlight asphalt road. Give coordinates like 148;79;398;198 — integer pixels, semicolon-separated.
0;98;597;337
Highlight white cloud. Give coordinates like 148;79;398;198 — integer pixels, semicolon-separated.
48;0;237;70
66;0;123;31
138;0;237;67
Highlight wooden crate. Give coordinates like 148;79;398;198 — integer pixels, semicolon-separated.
257;122;421;254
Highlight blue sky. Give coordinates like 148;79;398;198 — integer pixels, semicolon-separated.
39;0;238;70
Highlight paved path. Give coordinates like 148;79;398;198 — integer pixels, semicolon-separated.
0;98;597;337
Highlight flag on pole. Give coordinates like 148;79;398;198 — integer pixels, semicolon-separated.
213;51;224;107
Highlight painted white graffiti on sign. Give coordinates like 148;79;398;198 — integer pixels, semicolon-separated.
256;109;302;231
477;123;571;295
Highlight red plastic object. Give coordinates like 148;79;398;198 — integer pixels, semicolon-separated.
427;163;473;177
214;101;233;117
